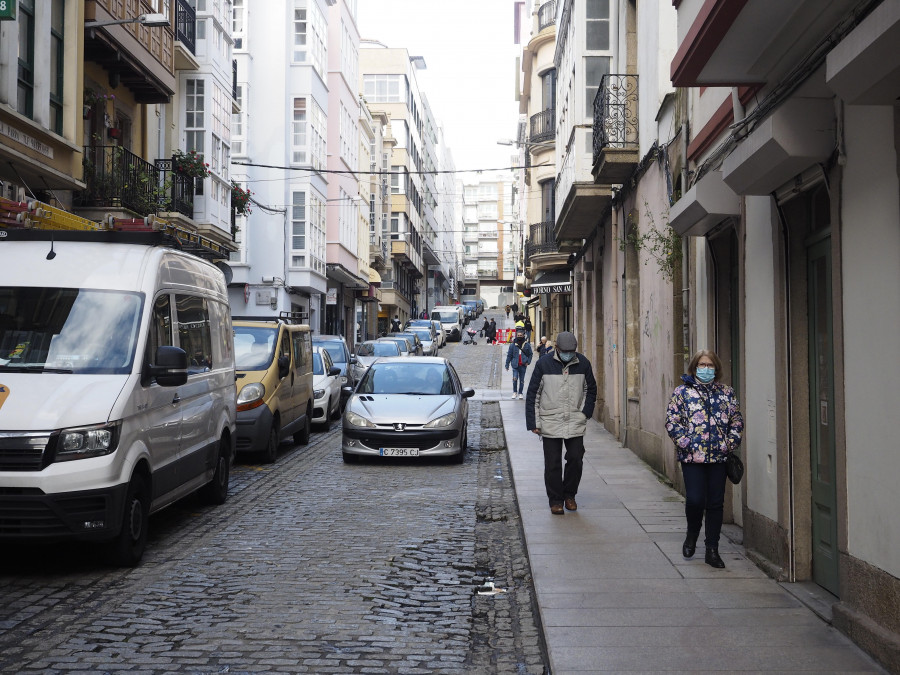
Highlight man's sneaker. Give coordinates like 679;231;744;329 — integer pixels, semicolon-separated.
511;393;518;399
550;503;565;515
564;497;578;511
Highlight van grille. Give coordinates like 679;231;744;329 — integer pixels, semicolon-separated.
0;493;108;536
0;433;52;471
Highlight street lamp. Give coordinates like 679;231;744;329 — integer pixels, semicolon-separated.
86;13;170;28
497;139;555;151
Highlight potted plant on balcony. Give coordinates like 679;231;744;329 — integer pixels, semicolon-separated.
231;180;252;216
83;88;114;118
172;149;211;180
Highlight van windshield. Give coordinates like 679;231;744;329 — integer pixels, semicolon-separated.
0;287;143;374
234;326;277;370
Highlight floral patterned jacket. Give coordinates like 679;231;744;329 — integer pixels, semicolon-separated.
665;374;744;464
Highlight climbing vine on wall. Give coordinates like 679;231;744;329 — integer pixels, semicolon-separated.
618;200;682;284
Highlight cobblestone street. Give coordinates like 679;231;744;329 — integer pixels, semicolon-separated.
0;315;548;675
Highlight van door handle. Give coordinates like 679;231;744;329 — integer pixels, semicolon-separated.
171;394;181;404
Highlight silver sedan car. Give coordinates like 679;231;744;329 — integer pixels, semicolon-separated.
341;357;474;463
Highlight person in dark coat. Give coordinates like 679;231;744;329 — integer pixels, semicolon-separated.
487;319;497;344
481;317;490;338
525;331;597;515
505;335;534;399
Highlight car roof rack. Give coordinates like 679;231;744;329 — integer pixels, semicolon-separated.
232;312;310;326
0;197;235;262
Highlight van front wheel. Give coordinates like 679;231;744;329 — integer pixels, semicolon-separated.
262;421;279;464
107;473;149;567
199;435;230;505
294;406;311;446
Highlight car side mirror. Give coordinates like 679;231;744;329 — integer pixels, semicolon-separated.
462;388;475;398
328;366;341;377
150;346;188;387
278;355;290;378
342;385;354;396
350;354;357;363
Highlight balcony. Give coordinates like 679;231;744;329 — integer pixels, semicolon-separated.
538;0;558;31
463;230;478;243
391;239;423;278
84;0;175;103
76;146;193;218
530;108;555;145
477;269;499;279
525;221;575;275
175;0;196;55
478;249;499;258
369;235;388;270
478;230;499;239
591;74;639;185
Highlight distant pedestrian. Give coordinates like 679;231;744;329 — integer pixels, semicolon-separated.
505;335;533;399
523;316;533;342
665;349;744;568
537;336;552;357
480;317;490;338
525;331;597;515
390;315;401;332
505;305;511;319
487;319;497;344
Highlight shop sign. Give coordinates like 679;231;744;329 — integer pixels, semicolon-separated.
325;288;337;305
0;2;15;20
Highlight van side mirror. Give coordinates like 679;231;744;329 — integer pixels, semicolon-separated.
278;355;290;378
150;346;188;386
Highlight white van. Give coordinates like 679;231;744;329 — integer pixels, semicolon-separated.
0;234;236;566
431;305;465;342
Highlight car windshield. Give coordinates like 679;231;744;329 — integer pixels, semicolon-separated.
379;339;408;353
234;326;277;370
358;362;453;395
0;287;143;374
410;329;431;341
315;340;346;364
430;311;444;322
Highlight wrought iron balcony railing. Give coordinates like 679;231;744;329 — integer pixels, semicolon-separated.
76;146;194;218
592;74;638;164
175;0;196;55
477;270;499;278
538;0;558;31
530;108;555;145
525;221;559;261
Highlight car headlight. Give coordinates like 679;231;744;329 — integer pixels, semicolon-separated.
56;422;120;462
345;411;376;428
424;412;457;428
236;382;266;410
340;375;348;384
314;388;325;399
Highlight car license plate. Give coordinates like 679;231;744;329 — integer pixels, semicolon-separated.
380;447;419;457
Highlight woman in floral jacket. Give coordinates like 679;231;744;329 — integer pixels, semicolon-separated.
666;350;743;569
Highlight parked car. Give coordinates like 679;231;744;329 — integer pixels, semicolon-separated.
407;326;438;356
234;319;313;462
430;320;446;347
341;357;475;463
312;334;356;406
311;346;342;429
406;319;441;349
377;336;412;357
392;331;423;356
0;237;236;566
352;339;401;382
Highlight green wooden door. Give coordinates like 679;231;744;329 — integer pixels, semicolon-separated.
807;237;838;595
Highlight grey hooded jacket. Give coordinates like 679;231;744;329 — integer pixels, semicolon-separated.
525;350;597;438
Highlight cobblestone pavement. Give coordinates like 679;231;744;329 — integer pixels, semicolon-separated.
0;312;548;675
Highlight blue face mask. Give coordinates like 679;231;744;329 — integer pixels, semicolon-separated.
559;351;575;363
696;366;715;383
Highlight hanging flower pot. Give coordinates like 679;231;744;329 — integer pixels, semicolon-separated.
231;180;252;216
107;127;122;139
172;149;211;179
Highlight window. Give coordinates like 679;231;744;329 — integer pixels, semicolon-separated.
586;0;610;51
17;0;35;118
363;74;406;103
232;84;245;155
292;98;307;164
540;179;555;223
541;68;556;111
185;79;206;154
390;166;406;195
477;203;498;220
585;56;611;117
340;102;357;167
310;98;327;171
233;0;245;49
148;294;174;362
49;0;64;134
291;190;307;263
293;1;327;79
212;82;229;144
176;295;213;373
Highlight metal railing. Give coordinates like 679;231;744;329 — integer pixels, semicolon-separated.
530;108;555;145
175;0;196;55
232;60;238;101
77;146;195;217
525;221;559;261
538;0;558;30
592;73;638;163
477;270;499;278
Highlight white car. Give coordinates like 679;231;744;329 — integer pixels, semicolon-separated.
312;346;342;429
408;327;438;356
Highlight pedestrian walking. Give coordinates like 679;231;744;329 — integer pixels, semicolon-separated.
390;315;401;332
525;331;597;515
487;318;497;344
665;349;744;568
523;316;533;342
504;335;533;399
480;317;490;338
537;336;552;357
505;305;511;319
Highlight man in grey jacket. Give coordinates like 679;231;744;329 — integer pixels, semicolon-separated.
525;331;597;515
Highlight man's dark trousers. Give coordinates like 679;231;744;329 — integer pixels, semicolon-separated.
542;435;585;505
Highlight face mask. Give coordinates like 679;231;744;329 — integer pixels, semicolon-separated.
696;366;715;383
559;351;575;363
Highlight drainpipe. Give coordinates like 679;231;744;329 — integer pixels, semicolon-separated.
681;122;691;369
611;206;622;439
732;87;745;125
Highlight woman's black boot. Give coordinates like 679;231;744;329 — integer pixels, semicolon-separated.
682;532;699;559
705;547;725;568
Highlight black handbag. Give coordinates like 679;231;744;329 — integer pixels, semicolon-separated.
725;453;744;484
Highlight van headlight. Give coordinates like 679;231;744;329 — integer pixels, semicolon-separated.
345;411;376;428
237;382;265;411
424;412;457;428
56;422;120;462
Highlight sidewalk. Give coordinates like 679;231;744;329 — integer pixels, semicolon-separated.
496;375;886;673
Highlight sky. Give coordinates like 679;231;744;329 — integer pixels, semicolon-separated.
357;0;523;176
